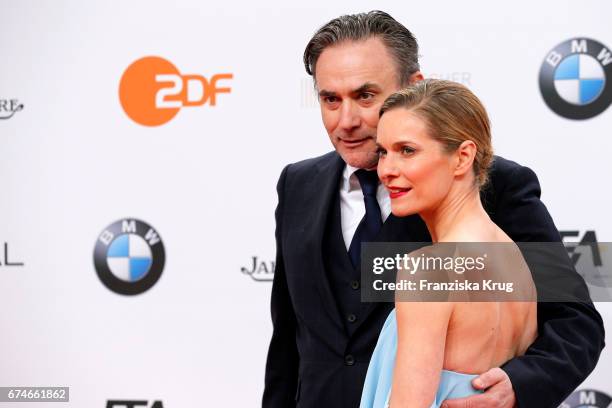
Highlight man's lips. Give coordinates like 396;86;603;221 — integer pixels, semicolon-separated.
387;186;412;199
339;137;370;147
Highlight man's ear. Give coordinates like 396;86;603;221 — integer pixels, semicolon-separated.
408;71;424;84
454;140;477;177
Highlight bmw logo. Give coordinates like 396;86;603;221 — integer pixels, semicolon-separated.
94;219;165;295
539;38;612;119
560;389;612;408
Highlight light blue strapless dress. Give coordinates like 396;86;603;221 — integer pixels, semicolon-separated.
360;309;483;408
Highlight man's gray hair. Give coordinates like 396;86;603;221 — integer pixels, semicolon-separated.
303;10;420;86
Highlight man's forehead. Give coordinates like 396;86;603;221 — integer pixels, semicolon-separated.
314;38;398;90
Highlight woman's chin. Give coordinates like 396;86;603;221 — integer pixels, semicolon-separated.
391;204;419;218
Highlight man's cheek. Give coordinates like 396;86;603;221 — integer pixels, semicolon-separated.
365;108;382;128
322;112;339;135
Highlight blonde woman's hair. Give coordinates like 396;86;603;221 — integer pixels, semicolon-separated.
380;79;493;187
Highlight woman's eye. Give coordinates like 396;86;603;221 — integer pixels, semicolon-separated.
401;146;415;155
376;148;387;157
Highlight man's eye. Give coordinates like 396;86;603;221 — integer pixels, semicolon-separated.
359;93;374;101
323;96;339;104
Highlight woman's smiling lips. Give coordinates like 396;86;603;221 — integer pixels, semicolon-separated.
387;186;412;199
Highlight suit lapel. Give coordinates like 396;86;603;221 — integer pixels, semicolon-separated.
305;153;346;332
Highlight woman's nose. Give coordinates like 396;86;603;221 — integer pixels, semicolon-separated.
377;155;399;183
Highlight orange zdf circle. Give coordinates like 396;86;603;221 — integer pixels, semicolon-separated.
119;56;233;127
119;56;181;127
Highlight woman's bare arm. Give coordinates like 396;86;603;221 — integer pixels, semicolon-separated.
389;301;454;408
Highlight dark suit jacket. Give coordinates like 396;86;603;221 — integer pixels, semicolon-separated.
262;151;605;408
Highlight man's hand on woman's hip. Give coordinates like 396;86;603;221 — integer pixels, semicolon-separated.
442;368;517;408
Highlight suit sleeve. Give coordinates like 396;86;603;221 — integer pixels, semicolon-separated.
494;164;606;408
262;165;300;408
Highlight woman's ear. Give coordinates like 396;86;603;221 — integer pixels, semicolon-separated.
454;140;477;178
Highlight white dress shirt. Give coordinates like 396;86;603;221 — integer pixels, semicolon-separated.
339;164;392;250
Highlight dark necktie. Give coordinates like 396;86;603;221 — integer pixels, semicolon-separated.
348;169;383;268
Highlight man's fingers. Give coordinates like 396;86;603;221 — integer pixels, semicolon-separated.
443;369;515;408
442;393;492;408
473;367;506;389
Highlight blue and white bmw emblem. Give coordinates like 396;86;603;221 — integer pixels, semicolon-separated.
94;219;165;295
560;389;612;408
539;38;612;119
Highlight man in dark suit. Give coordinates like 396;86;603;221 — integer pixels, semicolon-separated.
263;11;605;408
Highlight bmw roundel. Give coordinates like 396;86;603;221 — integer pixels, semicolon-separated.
94;218;165;295
539;38;612;119
560;388;611;408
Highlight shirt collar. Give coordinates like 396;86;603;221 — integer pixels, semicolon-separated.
343;164;380;193
341;164;359;193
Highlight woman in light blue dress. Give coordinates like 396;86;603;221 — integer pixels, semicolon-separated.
361;79;537;408
361;310;484;408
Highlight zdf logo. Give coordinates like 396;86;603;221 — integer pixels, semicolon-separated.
119;56;232;126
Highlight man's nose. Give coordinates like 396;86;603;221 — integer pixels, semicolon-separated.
338;100;361;131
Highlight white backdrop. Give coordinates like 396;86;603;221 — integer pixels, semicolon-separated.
1;1;611;406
